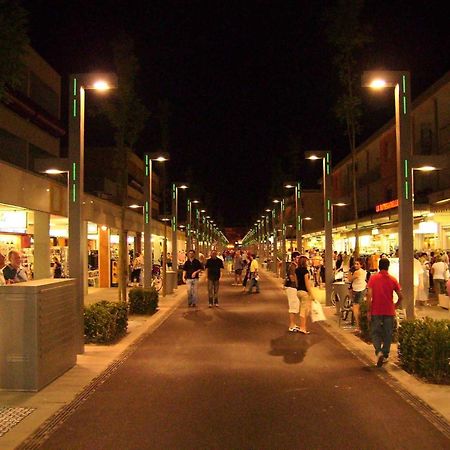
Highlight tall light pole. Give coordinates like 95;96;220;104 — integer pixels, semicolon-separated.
305;151;332;306
143;152;169;289
272;199;281;275
158;215;171;297
187;199;199;250
171;182;188;275
285;181;302;252
280;199;287;278
69;73;117;353
362;71;415;318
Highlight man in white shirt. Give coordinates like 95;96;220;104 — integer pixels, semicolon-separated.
3;250;28;283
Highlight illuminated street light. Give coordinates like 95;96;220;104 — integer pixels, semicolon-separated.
363;70;415;318
285;181;303;252
172;182;189;281
305;150;333;306
143;152;170;288
68;72;117;353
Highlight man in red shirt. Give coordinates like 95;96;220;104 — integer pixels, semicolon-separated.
367;258;403;367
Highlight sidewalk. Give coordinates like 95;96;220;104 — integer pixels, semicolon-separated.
0;285;187;450
263;269;450;424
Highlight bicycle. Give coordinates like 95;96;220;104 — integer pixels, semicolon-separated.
331;282;353;326
151;264;163;292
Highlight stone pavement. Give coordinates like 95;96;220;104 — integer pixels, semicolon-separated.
264;269;450;423
0;285;187;450
0;274;449;448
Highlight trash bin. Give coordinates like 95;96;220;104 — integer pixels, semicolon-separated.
165;270;177;294
0;278;77;391
332;281;351;317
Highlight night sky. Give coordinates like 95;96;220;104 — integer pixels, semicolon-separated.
22;1;450;229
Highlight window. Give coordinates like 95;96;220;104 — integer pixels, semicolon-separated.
0;128;27;168
29;72;59;117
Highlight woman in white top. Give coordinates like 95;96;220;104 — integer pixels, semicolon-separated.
431;255;448;296
348;259;367;334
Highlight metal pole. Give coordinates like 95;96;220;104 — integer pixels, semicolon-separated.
68;75;85;354
324;153;333;306
162;222;167;297
280;199;286;278
296;182;302;253
171;184;178;275
395;73;414;319
187;200;192;250
272;208;278;274
143;155;153;288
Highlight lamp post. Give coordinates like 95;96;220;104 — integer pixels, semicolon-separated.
171;182;188;277
285;181;302;252
272;199;281;275
362;71;417;317
280;199;287;278
158;215;171;297
143;152;169;289
187;199;199;251
305;151;333;306
69;72;117;353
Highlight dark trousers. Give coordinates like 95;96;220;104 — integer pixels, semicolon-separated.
371;315;395;357
208;279;220;304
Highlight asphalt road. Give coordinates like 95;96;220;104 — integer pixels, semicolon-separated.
34;272;449;450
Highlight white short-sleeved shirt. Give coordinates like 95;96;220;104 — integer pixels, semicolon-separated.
432;261;448;280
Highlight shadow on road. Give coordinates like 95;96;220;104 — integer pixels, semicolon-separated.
182;309;213;324
269;332;321;364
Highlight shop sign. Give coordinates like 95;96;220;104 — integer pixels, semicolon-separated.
0;211;27;233
417;221;438;234
375;199;399;213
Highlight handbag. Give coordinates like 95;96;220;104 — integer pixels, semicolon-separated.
311;300;326;322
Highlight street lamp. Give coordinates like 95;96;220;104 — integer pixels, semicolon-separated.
69;72;117;353
285;181;302;252
143;152;169;289
159;215;171;297
187;199;199;250
305;150;333;306
362;70;416;317
171;182;189;277
272;199;282;276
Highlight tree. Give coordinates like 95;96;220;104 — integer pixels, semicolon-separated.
325;0;372;257
102;35;149;302
0;0;29;100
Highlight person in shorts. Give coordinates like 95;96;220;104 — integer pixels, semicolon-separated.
285;252;301;332
233;250;244;286
348;258;367;334
294;255;315;334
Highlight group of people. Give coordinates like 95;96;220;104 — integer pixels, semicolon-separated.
0;250;29;285
285;250;404;367
181;249;261;308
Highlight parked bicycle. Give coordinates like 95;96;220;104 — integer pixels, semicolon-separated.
151;264;163;292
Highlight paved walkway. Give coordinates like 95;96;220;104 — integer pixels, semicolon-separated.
0;273;450;450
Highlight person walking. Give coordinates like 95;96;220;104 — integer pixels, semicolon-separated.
366;258;403;367
246;253;260;294
294;255;315;334
233;250;244;286
348;258;367;334
205;249;224;307
182;250;203;307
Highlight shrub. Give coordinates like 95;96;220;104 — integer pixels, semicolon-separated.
358;300;399;343
398;318;450;384
84;300;128;344
128;287;159;315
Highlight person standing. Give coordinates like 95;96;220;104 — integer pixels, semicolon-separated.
182;250;203;307
366;258;403;367
348;258;367;334
233;250;244;286
285;252;301;332
0;252;7;286
205;249;224;307
431;255;448;296
3;250;28;283
294;255;315;334
53;256;63;278
246;253;260;294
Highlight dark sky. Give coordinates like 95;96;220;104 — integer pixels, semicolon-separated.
22;0;450;229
